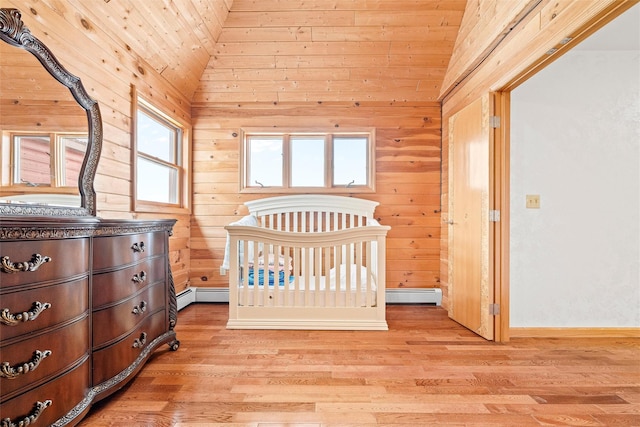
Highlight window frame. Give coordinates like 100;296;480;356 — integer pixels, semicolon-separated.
240;128;376;194
132;92;190;213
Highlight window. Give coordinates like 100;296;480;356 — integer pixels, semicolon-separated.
8;132;87;189
133;96;188;210
242;130;375;193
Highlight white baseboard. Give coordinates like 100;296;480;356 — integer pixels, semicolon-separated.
177;287;441;311
509;327;640;338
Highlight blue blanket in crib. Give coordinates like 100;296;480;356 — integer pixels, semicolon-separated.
247;269;295;287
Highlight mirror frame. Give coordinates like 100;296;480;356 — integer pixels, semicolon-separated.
0;8;102;216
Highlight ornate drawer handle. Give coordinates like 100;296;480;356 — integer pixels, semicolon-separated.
1;350;52;379
131;242;145;253
132;300;147;315
1;301;52;326
1;254;51;274
1;399;52;427
132;271;147;284
132;332;147;349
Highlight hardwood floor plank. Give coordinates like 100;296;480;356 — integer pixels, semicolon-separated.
79;303;640;426
531;394;629;404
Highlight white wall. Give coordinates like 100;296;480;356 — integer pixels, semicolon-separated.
510;12;640;327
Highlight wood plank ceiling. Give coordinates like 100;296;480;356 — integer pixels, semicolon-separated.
79;0;466;104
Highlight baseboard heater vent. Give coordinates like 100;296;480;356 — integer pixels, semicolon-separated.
177;287;442;311
176;288;196;311
386;288;442;305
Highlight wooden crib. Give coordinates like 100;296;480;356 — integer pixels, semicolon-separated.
223;195;390;330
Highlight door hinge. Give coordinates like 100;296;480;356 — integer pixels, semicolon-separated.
490;116;501;128
489;303;500;315
489;210;500;222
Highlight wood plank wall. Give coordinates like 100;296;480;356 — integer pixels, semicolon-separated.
0;0;197;293
438;0;635;310
188;0;462;292
190;102;442;291
3;0;627;303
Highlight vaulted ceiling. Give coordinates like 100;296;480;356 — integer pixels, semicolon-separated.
74;0;466;104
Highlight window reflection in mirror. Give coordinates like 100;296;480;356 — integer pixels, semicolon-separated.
11;133;87;188
0;31;87;205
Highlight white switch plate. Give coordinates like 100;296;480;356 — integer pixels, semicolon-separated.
526;194;540;209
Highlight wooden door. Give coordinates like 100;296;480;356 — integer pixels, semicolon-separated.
448;93;497;340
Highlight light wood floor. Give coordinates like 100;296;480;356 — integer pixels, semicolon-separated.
79;303;640;426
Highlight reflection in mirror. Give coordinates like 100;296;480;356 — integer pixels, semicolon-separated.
1;42;87;202
0;8;102;216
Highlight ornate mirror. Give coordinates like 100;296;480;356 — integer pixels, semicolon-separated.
0;8;102;216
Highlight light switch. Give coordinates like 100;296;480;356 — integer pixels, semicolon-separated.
526;194;540;209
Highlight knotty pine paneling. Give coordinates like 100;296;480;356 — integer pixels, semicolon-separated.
440;0;539;98
63;0;230;100
438;0;632;310
0;0;196;293
190;102;442;290
201;0;465;104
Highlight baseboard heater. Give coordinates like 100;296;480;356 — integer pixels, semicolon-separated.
177;287;442;311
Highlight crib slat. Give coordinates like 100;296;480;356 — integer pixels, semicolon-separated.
241;241;249;307
293;247;301;306
313;246;319;307
346;242;352;307
366;240;372;308
272;244;278;306
284;245;292;306
355;241;362;308
334;244;341;307
324;246;331;307
307;246;313;307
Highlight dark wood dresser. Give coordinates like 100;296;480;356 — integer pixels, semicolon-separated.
0;7;178;425
0;217;179;426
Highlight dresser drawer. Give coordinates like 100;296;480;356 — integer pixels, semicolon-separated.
0;357;90;426
92;309;167;385
0;316;89;399
92;256;166;308
93;282;167;348
0;277;89;341
93;232;166;271
0;238;89;288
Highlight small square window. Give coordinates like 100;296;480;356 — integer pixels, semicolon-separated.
291;136;325;187
334;136;368;186
247;136;283;187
